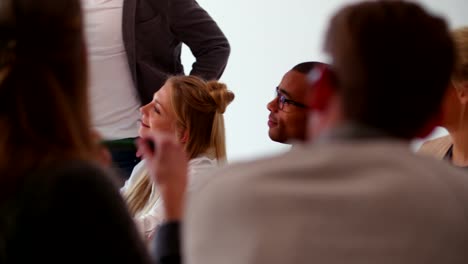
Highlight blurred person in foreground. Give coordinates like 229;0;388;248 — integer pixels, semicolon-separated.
418;27;468;167
0;0;151;262
181;1;468;262
144;1;468;264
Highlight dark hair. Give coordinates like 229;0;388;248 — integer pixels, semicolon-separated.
0;0;94;190
325;0;455;139
291;61;327;75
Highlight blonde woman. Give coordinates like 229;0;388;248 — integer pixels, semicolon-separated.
419;27;468;167
121;75;234;240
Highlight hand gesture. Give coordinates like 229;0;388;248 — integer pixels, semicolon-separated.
136;132;188;221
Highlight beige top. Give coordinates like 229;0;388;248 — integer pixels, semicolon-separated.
417;135;452;160
185;140;468;264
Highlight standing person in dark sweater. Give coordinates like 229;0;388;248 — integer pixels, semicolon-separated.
82;0;231;180
0;0;151;263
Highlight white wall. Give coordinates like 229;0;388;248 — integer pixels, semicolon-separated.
182;0;468;162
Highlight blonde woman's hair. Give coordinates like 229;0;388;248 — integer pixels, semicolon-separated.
125;75;235;216
452;27;468;82
170;76;235;161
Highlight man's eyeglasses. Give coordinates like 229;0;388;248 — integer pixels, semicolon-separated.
275;87;307;111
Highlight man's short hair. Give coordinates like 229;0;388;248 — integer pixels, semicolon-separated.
291;62;326;75
325;0;455;139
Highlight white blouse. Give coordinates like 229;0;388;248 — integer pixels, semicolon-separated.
121;156;218;239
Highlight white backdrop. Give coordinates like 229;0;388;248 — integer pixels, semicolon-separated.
182;0;468;162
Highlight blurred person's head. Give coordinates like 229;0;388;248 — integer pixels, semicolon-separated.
440;27;468;133
0;0;93;187
323;0;455;139
267;62;326;143
127;75;234;216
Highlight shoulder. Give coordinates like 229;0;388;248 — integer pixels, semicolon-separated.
417;135;452;159
25;160;123;209
189;156;218;170
186;156;219;192
14;160;152;263
187;140;462;207
26;160;139;234
187;140;468;223
185;150;306;211
43;160;119;190
121;160;146;193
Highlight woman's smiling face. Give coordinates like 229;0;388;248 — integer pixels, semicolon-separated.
139;81;178;137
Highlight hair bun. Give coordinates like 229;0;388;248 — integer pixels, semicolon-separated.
207;81;235;114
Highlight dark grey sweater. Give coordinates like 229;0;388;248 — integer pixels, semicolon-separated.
1;160;152;263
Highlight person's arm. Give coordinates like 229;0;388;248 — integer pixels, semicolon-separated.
153;221;182;264
137;134;188;264
169;0;230;80
137;135;188;222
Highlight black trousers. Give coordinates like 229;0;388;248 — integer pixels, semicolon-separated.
103;137;141;186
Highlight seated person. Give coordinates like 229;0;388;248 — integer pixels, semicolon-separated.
121;75;234;240
418;27;468;167
267;62;327;145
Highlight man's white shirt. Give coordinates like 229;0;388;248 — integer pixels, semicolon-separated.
82;0;141;139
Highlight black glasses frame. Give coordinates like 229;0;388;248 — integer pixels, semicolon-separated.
275;87;307;111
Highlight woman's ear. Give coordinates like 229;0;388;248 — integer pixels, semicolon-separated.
179;129;189;144
454;81;468;105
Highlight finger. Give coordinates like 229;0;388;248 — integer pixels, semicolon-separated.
137;137;154;159
135;139;143;158
100;148;112;167
135;138;144;158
